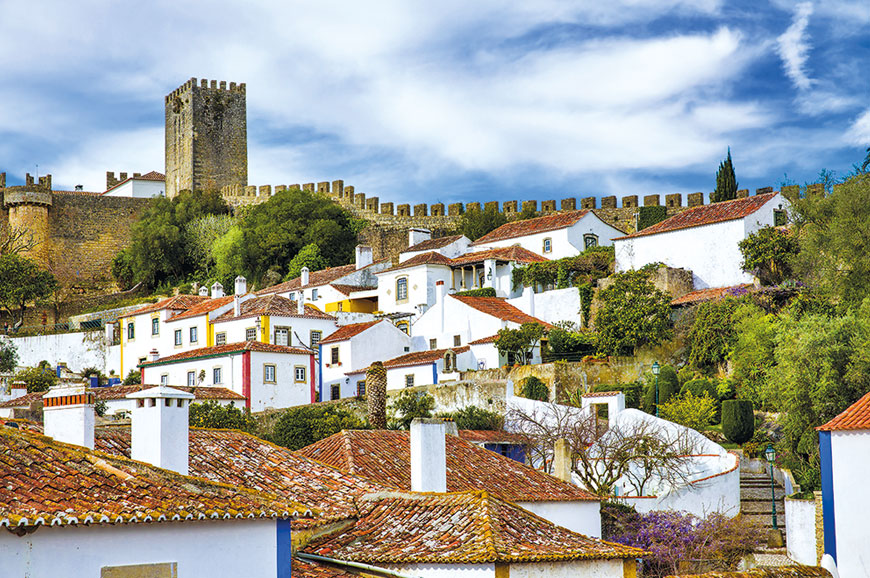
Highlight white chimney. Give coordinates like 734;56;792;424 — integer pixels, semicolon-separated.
234;275;247;295
297;292;305;315
198;285;209;296
435;280;446;333
411;418;447;493
300;266;310;287
149;349;160;362
9;381;27;400
355;245;373;270
211;282;224;298
127;385;195;475
523;286;535;317
553;438;572;483
408;228;431;247
43;383;95;449
234;294;241;317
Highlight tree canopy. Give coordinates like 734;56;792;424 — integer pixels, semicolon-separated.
285;243;329;281
595;270;672;355
711;148;738;203
459;205;507;241
0;254;59;326
739;226;799;285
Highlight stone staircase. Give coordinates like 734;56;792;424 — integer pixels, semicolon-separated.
740;470;787;535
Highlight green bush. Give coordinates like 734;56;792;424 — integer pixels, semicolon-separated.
122;369;141;386
455;287;497;298
14;366;58;393
641;365;679;415
521;376;549;401
189;401;257;433
267;404;367;450
658;391;717;430
637;205;668;230
681;378;717;399
721;400;755;444
437;405;504;430
388;390;436;429
594;382;642;409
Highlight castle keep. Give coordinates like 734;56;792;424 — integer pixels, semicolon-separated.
165;78;247;198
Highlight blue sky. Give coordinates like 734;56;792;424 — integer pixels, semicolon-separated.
1;0;868;204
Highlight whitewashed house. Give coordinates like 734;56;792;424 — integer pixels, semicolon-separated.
102;170;166;197
345;346;473;391
399;229;471;262
817;391;870;578
614;192;789;289
469;209;626;258
140;341;316;411
318;320;411;401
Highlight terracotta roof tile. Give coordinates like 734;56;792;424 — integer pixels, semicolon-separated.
292;558;359;577
305;490;639;564
380;251;453;273
581;391;622;398
450;295;553;327
167;295;235;321
257;264;358;295
471;210;591;245
329;284;376;296
212;294;335;323
450;246;548;266
404;235;464;253
94;428;391;528
318;321;382;344
618;193;779;239
380;346;470;369
126;295;211;317
671;284;753;306
0;427;312;528
139;341;312;367
818;391;870;431
297;429;598;502
0;384;245;409
469;334;499;345
138;171;165;181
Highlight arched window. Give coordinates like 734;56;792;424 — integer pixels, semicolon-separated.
396;277;408;302
542;238;552;253
584;234;598;249
444;350;457;373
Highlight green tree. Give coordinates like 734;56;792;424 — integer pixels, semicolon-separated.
596;271;672;355
268;404;367;450
184;214;235;277
15;366;58;393
122;369;141;385
212;226;247;289
721;400;755;444
459;205;508;241
284;243;329;281
388;390;435;429
729;304;778;408
520;376;549;401
189;401;257;433
658;391;717;430
0;254;59;326
686;298;738;370
437;405;504;430
495;323;546;365
0;339;18;373
739;227;799;285
711;148;738;203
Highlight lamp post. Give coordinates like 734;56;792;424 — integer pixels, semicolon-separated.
764;443;778;530
651;361;660;417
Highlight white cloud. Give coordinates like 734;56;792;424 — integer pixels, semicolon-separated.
776;2;815;90
847;109;870;145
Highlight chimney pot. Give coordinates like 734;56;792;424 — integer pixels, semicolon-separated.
149;349;160;362
43;384;95;449
297;292;305;315
127;385;195;475
355;245;373;270
410;418;448;492
408;228;432;247
211;282;224;298
300;267;309;287
234;275;247;295
553;438;572;483
234;295;242;318
198;285;209;296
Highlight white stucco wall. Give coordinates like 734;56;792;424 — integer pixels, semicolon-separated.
0;519;280;578
400;236;471;262
10;331;108;373
212;315;334;349
388;563;495;578
104;179;165;198
830;430;870;577
473;213;623;259
377;265;452;318
785;497;817;565
469;343;501;370
517;500;601;538
411;295;512;351
508;287;581;327
509;559;626;578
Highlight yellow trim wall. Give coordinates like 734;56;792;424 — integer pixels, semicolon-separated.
260;315;270;343
324;299;377;314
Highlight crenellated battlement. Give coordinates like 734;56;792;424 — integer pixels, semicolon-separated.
106;171;144;190
165;77;246;103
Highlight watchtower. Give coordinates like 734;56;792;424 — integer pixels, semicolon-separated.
164;77;247;198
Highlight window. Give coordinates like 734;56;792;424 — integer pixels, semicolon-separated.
357;380;366;397
429;338;437;350
213;367;222;384
127;322;135;340
274;327;290;346
174;329;182;346
246;327;257;342
152;317;159;335
584;234;599;249
444;350;456;372
337;302;344;312
774;209;787;227
294;366;307;383
310;330;322;348
189;326;198;343
543;237;552;253
187;371;195;387
396;277;408;302
453;335;461;347
312;288;319;300
264;364;276;383
138;357;147;367
160;374;168;386
215;332;227;345
405;374;415;388
331;384;340;400
331;346;340;364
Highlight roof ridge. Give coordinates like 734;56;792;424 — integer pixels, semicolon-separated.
478;490;500;562
342;430;357;475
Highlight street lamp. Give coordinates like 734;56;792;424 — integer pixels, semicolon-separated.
764;443;778;530
651;361;660;417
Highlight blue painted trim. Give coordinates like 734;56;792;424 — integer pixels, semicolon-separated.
318;344;323;403
819;431;837;562
432;362;438;385
276;517;292;578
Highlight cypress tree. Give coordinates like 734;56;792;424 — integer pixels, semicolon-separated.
712;148;738;203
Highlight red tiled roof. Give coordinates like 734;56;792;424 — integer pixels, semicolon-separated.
167;295;235;321
469;335;499;345
318;321;382;344
458;430;527;444
94;428;392;528
671;284;753;306
304;490;639;564
103;171;166;194
618;193;779;239
404;234;464;253
581;391;622;398
450;295;553;327
0;384;245;409
380;346;470;369
257;264;358;295
297;429;598;502
126;295;211;317
139;341;312;367
450;246;548;266
212;294;335;323
329;284;376;296
380;251;453;273
818;391;870;431
471;210;591;245
292;558;359;577
0;426;312;528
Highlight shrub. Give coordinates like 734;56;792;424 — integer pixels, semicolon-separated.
687;299;738;370
455;287;497;297
595;382;642;409
189;401;257;433
14;366;58;393
658;391;717;430
520;376;549;401
388;390;435;429
437;405;504;430
596;270;672;355
94;400;108;417
721;400;755;444
122;369;141;386
268;404;367;450
681;378;717;399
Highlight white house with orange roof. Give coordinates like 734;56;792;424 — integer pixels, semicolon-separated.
345;346;473;391
318;320;411;401
102;170;166;198
469;210;626;259
399;229;471;262
614;192;789;289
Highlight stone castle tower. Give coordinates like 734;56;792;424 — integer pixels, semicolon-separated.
164;78;248;198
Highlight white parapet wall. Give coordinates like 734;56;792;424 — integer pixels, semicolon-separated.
785;496;818;565
8;331;108;373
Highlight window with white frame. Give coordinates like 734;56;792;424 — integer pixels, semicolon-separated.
215;332;227;345
190;326;198;343
174;329;182;346
246;327;257;341
543;237;552;253
264;364;276;383
213;367;222;384
310;330;322;348
160;374;168;386
274;327;290;346
584;233;598;249
453;335;461;346
187;371;196;387
396;277;408;302
312;288;319;300
152;317;160;335
294;365;306;383
405;374;415;388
